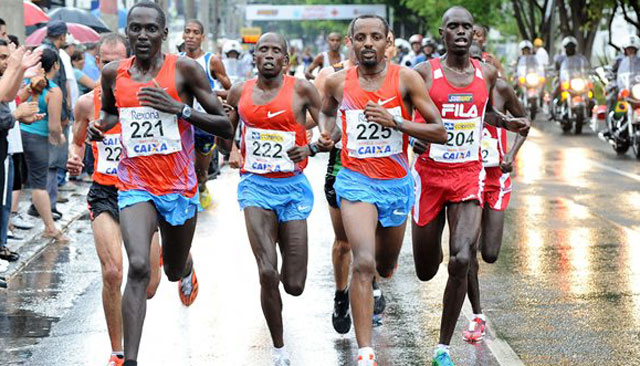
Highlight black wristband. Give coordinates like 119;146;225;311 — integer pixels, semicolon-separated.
308;143;318;157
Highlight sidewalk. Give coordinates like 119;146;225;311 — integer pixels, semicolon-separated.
0;180;90;280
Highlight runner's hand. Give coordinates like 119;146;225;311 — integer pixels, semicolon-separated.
229;145;243;169
504;117;530;135
412;139;429;155
287;145;310;163
364;101;395;128
501;153;514;173
317;131;334;152
87;119;105;141
67;153;84;176
138;80;183;115
222;102;234;117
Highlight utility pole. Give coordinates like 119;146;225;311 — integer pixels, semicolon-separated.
201;0;211;51
212;0;220;53
185;0;196;20
100;0;119;32
4;0;25;43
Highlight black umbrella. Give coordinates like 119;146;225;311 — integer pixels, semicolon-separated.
47;7;111;33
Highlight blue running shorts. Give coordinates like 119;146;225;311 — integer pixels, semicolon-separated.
194;127;216;155
334;168;414;227
118;190;201;226
238;173;314;222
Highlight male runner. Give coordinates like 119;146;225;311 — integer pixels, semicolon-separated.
313;30;387;334
411;7;529;366
223;32;324;366
67;33;162;366
463;58;528;343
304;32;344;80
90;3;233;364
472;24;504;76
320;14;447;365
181;19;231;209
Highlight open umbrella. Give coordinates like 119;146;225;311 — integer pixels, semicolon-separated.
26;23;100;47
23;1;49;27
91;8;127;30
48;7;111;33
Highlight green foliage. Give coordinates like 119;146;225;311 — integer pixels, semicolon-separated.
401;0;505;35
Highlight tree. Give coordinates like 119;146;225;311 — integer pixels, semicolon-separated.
617;0;640;35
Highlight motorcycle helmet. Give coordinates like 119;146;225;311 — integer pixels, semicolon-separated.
518;40;533;51
534;38;544;47
409;34;423;45
623;35;640;50
422;37;436;48
223;40;243;56
562;36;578;48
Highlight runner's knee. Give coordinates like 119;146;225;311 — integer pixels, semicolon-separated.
127;256;151;282
259;266;280;289
448;250;471;277
164;265;185;282
352;255;376;278
481;248;499;264
283;277;305;296
102;263;123;289
416;262;439;282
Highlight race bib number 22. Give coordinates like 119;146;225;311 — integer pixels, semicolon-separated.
96;134;121;175
120;106;182;158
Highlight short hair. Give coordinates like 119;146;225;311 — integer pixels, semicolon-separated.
41;48;59;73
257;32;288;52
442;6;474;27
7;35;18;46
0;39;7;47
97;32;129;57
0;18;5;27
71;49;84;62
474;24;489;37
349;15;390;38
127;1;166;29
185;19;204;34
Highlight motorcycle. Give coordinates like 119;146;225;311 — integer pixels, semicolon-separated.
554;56;594;134
604;56;640;158
516;55;545;120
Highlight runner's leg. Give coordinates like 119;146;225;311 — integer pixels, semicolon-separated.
340;200;378;347
412;210;446;281
330;206;350;291
158;215;198;282
120;201;158;360
479;208;505;263
278;220;308;296
146;232;162;299
195;151;212;191
439;201;482;345
375;221;407;278
92;212;123;353
244;207;283;347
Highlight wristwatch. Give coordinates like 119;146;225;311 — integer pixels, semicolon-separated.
179;104;193;120
393;115;405;131
308;143;319;157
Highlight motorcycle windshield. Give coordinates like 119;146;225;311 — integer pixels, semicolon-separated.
517;55;544;78
616;56;640;90
560;55;590;82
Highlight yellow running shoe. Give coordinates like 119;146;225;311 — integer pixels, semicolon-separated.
199;187;212;210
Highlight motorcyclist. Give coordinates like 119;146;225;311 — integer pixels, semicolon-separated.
552;36;591;117
415;38;439;64
401;34;423;67
222;39;246;84
605;35;640;134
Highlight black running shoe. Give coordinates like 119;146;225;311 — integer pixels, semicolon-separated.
373;280;386;316
332;289;351;334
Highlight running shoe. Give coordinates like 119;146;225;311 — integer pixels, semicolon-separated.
106;354;124;366
199;186;212;210
462;317;486;343
357;352;377;366
271;351;290;366
11;213;35;230
372;280;386;327
432;350;455;366
178;267;199;306
332;289;351;334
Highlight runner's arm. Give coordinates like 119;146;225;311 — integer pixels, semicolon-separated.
500;80;529;172
400;68;447;143
304;54;324;80
210;55;232;90
317;73;342;150
68;92;93;175
483;64;530;135
306;67;332;129
95;62;119;137
215;82;243;153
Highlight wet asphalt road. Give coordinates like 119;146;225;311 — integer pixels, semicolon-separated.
1;114;639;366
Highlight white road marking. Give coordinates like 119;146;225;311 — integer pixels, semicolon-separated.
591;161;640;182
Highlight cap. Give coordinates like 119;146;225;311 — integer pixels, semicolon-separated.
64;33;78;47
534;38;543;47
562;36;578;48
47;20;68;38
518;40;533;50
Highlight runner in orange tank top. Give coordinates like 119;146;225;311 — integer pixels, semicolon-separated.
411;7;529;366
221;32;327;366
88;4;233;365
67;33;162;366
320;15;447;366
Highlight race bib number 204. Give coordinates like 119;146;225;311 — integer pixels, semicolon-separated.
429;117;481;163
119;107;182;158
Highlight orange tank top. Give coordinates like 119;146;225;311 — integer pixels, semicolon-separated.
238;75;308;178
91;86;121;186
113;54;197;197
339;64;411;180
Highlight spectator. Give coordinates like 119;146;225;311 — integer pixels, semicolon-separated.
534;38;549;67
302;47;313;70
71;50;96;95
0;41;43;261
19;48;68;243
7;35;18;47
39;20;69;122
82;42;100;81
0;18;6;41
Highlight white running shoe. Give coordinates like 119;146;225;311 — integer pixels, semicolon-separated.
11;213;34;230
271;353;290;366
357;348;377;366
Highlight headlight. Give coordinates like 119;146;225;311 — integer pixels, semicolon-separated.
525;73;539;87
570;78;586;92
632;84;640;100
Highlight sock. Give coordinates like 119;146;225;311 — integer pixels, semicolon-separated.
474;313;486;321
272;345;288;359
123;361;137;366
434;344;450;357
358;346;375;357
335;288;348;300
112;352;124;359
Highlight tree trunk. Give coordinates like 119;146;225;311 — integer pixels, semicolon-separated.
512;0;532;39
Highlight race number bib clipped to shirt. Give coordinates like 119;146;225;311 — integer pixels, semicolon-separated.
96;134;121;175
481;130;500;167
119;107;182;158
345;106;403;159
243;127;296;174
429;117;481;163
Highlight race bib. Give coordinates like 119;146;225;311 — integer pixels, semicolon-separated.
345;106;403;159
243;127;296;174
96;134;121;175
429;118;481;163
119;107;182;158
481;135;500;167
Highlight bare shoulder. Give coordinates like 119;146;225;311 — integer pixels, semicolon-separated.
227;81;246;105
325;69;346;90
101;60;120;82
294;77;317;96
413;60;433;80
75;90;94;112
314;67;333;85
481;62;498;83
176;55;201;74
494;77;511;93
209;54;224;67
399;65;423;82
